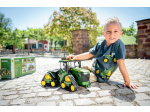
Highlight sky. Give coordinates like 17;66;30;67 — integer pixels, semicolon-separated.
0;1;150;34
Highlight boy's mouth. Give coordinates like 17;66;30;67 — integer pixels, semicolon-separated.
109;38;115;40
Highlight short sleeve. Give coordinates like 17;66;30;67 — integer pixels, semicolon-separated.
115;41;126;60
89;41;102;55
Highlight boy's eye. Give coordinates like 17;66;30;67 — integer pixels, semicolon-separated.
115;31;118;32
107;31;111;33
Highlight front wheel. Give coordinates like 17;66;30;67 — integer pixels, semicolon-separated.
61;83;66;89
41;81;46;86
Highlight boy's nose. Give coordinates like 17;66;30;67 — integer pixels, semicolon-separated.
110;32;115;36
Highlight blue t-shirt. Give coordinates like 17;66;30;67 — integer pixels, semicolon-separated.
89;39;126;83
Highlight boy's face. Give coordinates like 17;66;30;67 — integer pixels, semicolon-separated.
102;23;123;46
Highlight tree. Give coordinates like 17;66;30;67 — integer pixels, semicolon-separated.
122;22;137;43
9;28;25;53
122;22;137;36
0;12;13;30
97;25;104;37
23;28;35;55
0;12;13;45
36;28;49;56
45;7;100;53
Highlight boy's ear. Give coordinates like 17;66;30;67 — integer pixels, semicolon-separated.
102;31;105;36
120;31;123;35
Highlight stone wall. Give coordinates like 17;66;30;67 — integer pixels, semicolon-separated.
136;19;150;58
125;44;138;58
72;29;90;55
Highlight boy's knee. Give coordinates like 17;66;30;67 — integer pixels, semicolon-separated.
89;72;97;82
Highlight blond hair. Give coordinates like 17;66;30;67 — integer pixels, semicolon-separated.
103;17;122;31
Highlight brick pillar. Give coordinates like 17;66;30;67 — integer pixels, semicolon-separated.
72;29;90;55
136;19;150;58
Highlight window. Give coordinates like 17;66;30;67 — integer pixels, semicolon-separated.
39;43;42;49
32;44;36;49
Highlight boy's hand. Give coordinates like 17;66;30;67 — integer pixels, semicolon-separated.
66;55;77;60
124;82;139;89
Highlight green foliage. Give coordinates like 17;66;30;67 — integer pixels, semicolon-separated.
45;7;100;53
122;22;137;36
97;25;103;37
0;12;13;31
122;22;137;44
57;40;64;47
0;13;13;45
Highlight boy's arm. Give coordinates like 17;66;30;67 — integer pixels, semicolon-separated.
67;52;94;60
117;58;139;89
75;52;94;60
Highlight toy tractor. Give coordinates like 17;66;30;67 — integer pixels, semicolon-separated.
41;60;91;92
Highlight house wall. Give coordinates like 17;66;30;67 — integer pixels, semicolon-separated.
38;40;49;52
36;41;38;49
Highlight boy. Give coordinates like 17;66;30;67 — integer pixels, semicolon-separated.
67;17;139;89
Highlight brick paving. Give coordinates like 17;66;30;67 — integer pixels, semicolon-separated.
0;54;150;106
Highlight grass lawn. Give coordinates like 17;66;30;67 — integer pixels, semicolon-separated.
97;35;137;45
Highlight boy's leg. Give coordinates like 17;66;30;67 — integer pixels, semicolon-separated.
82;59;97;82
89;72;97;82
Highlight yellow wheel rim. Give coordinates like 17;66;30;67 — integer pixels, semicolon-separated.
96;70;99;74
104;59;108;62
102;76;104;78
51;81;55;87
71;85;75;92
108;71;111;76
61;83;66;88
41;81;46;86
65;76;71;82
107;77;109;79
113;58;117;62
45;74;51;80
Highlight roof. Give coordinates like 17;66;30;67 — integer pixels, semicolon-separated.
24;39;38;44
136;18;150;22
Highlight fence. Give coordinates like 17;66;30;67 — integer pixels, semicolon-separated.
0;49;68;57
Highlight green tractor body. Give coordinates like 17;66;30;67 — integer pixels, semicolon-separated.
41;60;91;92
70;67;90;88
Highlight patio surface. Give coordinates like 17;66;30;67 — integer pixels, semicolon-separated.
0;53;150;106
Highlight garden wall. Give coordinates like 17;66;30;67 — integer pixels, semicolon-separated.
72;29;90;55
125;44;138;58
136;19;150;58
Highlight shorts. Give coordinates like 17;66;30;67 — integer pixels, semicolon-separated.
82;59;98;82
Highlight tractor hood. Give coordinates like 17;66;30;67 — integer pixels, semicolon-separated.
70;67;90;73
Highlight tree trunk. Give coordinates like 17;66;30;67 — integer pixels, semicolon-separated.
28;37;30;55
13;45;15;54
